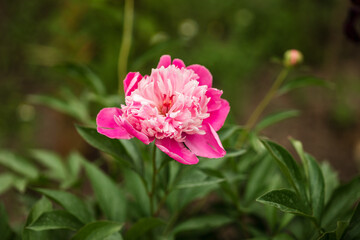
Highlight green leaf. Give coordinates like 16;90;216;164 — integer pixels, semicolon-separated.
223;149;247;159
318;221;349;240
83;161;126;222
218;125;242;141
261;140;306;198
171;215;232;236
318;232;337;240
56;63;105;95
61;151;83;189
0;203;13;240
290;139;325;221
124;218;165;240
71;221;123;240
22;196;53;240
25;197;53;226
31;149;67;181
119;139;143;174
176;178;225;189
322;177;360;230
29;95;71;114
0;150;39;179
255;110;300;132
123;170;150;217
75;126;132;167
342;203;360;240
35;188;93;224
27;210;83;231
257;189;312;216
243;155;274;205
0;173;15;195
278;76;333;95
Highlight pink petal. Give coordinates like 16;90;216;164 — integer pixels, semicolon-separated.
186;64;213;88
122;118;154;145
172;58;185;69
185;124;226;159
206;88;223;112
124;72;142;96
203;98;230;131
96;108;133;139
157;55;171;69
155;138;199;165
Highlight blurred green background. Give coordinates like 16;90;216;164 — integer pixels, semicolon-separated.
1;0;360;179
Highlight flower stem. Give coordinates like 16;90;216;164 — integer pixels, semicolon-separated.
150;144;157;216
118;0;134;95
236;67;290;148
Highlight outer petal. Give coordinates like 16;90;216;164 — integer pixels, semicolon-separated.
172;58;185;69
206;88;223;112
203;98;230;131
124;72;142;96
122;118;154;145
157;55;171;68
155;138;199;165
186;64;213;88
185;124;226;158
96;108;133;139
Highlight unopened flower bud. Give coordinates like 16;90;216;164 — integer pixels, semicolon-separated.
283;49;303;67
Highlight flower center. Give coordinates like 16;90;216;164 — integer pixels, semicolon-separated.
160;96;173;115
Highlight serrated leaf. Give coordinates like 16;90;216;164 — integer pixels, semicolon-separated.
171;215;232;236
255;110;300;132
75;126;133;167
35;188;93;224
0;150;39;179
261;140;306;198
124;218;165;240
71;221;123;240
27;210;83;231
83;161;126;222
257;189;312;216
322;177;360;230
278;76;333;95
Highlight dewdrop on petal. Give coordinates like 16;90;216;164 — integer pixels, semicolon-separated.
283;49;303;67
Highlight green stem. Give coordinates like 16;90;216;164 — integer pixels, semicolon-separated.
149;144;157;216
118;0;134;95
236;67;290;148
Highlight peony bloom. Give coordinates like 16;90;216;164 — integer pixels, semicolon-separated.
96;55;230;164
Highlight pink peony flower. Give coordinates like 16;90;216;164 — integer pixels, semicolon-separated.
96;55;230;164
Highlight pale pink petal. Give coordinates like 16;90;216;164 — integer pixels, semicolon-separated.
155;138;199;165
157;55;171;68
172;58;185;69
96;108;133;139
122;119;154;144
124;72;142;96
185;124;226;158
203;99;230;131
206;88;223;112
186;64;213;88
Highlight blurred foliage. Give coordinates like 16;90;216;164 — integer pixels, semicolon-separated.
1;0;352;148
